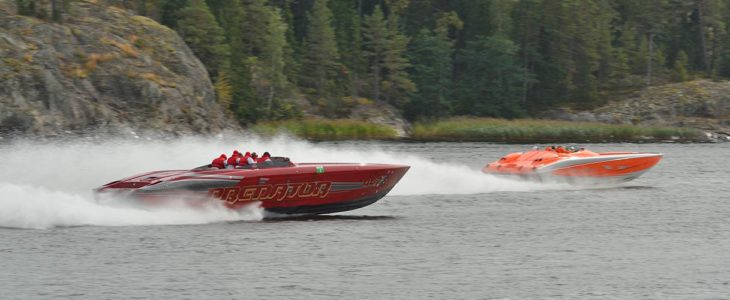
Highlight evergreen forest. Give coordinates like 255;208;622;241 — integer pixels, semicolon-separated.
20;0;730;124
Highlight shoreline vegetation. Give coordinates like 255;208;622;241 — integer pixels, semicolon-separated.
251;119;398;141
251;117;705;143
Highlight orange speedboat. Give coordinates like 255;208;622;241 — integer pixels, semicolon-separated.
482;146;662;183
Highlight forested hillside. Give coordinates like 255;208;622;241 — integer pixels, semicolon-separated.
15;0;730;125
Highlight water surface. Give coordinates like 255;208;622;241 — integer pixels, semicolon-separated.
1;140;729;299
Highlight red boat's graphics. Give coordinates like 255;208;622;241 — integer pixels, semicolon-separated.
209;181;332;204
95;158;409;215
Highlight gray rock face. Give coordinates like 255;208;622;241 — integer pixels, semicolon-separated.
0;1;237;137
541;80;730;137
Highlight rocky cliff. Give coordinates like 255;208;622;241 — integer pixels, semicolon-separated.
543;80;730;140
0;0;237;137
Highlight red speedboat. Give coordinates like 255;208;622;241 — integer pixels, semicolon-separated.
96;157;409;215
482;146;662;183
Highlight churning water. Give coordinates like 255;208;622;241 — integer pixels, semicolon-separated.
1;137;729;299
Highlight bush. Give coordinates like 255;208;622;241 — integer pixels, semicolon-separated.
251;119;398;141
412;117;703;142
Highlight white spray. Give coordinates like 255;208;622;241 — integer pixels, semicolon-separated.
0;135;559;229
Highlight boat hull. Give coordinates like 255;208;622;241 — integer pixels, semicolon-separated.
96;163;409;215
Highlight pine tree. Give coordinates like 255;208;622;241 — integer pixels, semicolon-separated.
362;4;415;107
204;0;256;123
362;5;388;102
259;7;288;117
405;28;454;120
330;0;364;99
241;0;269;56
511;0;542;110
404;12;461;120
381;11;415;107
567;0;600;105
160;0;189;28
176;0;230;79
300;0;341;105
457;36;528;118
672;50;689;82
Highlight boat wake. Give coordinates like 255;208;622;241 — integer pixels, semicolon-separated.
0;183;263;229
0;135;566;229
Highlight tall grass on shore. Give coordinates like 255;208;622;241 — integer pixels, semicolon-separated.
412;117;703;142
251;119;398;141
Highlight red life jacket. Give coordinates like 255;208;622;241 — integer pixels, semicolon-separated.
239;154;252;166
227;155;240;167
211;154;227;169
257;155;271;164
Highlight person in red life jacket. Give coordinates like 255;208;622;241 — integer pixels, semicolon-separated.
257;152;272;165
227;150;241;168
211;154;227;169
239;151;252;166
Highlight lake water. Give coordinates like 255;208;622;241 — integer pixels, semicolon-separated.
1;138;729;299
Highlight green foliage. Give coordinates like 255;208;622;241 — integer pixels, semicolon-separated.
160;0;189;27
412;117;703;142
362;5;415;107
16;0;63;21
672;51;689;82
405;28;454;120
213;70;233;109
16;0;35;16
381;12;415;107
456;35;528;118
361;5;388;103
251;119;397;140
300;0;341;113
258;7;288;116
329;0;363;99
175;0;229;79
141;0;730;127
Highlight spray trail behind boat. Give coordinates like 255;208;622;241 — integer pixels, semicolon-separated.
0;135;561;229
